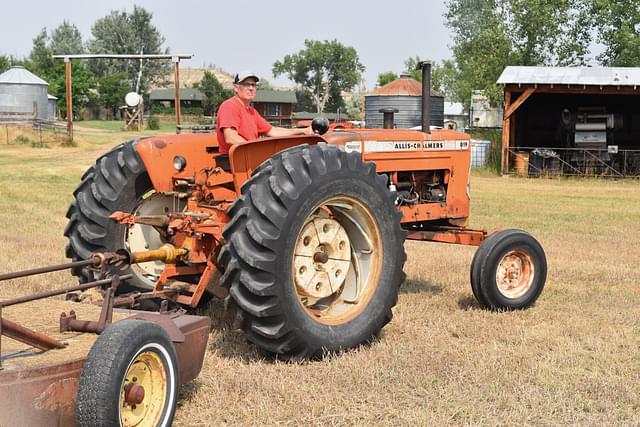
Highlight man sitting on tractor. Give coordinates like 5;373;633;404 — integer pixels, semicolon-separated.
216;71;312;158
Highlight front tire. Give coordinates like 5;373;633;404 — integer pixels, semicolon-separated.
470;229;547;310
218;143;406;359
75;319;179;427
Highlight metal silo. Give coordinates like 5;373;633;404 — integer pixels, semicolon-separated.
365;74;444;129
0;66;50;121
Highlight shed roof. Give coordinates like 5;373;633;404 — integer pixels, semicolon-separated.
253;90;296;104
497;66;640;86
0;66;48;85
150;88;204;101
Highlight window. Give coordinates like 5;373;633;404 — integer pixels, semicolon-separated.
266;103;280;117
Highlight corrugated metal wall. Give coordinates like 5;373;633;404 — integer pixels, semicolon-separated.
0;83;50;120
365;95;444;128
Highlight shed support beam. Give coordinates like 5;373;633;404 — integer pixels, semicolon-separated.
501;91;511;175
504;87;535;120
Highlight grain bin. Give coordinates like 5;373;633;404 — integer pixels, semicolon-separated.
0;66;51;121
365;74;444;129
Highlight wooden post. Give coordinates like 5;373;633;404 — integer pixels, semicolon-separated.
173;57;181;131
501;90;511;175
65;57;73;142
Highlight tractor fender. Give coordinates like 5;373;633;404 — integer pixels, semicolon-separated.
229;134;326;191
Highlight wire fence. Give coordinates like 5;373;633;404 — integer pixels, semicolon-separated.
1;120;67;147
508;147;640;178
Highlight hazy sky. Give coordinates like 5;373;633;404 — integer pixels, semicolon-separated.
0;0;453;90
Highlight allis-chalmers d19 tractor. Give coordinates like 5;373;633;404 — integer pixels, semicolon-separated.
65;63;547;360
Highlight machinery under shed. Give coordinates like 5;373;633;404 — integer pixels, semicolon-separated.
497;66;640;177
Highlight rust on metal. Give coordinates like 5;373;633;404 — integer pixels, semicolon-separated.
124;383;145;405
405;226;489;247
0;256;101;282
1;316;66;351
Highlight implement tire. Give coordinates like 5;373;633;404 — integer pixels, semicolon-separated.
64;141;179;292
218;143;406;359
75;319;179;427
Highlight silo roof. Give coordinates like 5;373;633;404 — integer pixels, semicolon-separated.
369;75;444;97
0;66;48;85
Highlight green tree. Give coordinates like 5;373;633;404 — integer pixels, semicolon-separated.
88;5;170;93
377;71;398;87
97;72;130;116
193;71;232;115
293;88;315;112
50;21;84;55
26;25;96;117
592;0;640;66
445;0;592;107
273;39;365;113
0;55;10;74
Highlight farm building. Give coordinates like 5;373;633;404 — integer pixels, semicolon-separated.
365;74;444;129
497;66;640;177
252;90;296;127
0;66;56;121
149;88;297;126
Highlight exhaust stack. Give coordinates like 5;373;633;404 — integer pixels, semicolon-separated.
419;61;431;134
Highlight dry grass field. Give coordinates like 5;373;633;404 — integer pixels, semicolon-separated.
0;127;639;426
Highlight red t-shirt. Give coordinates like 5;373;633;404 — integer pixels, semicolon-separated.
216;97;272;154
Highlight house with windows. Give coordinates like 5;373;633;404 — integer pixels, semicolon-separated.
252;90;297;126
149;88;297;126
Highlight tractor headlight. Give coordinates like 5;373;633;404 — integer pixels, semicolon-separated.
173;155;187;171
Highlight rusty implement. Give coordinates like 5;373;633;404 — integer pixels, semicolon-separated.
0;246;211;426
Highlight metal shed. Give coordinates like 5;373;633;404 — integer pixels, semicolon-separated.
0;66;51;121
497;66;640;177
365;75;444;129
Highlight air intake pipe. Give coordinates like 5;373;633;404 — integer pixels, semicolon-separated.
418;61;431;134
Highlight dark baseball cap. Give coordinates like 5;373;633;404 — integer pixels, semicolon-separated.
234;71;260;84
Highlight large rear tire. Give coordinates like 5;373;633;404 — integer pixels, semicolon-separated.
218;143;406;359
64;141;180;292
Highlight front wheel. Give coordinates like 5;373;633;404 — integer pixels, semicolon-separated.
218;143;406;359
470;229;547;310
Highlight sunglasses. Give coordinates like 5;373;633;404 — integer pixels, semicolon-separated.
237;82;258;89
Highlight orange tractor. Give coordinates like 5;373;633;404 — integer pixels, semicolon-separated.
65;63;547;360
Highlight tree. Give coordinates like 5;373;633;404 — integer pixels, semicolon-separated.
273;39;365;113
193;71;232;115
377;71;398;87
592;0;640;66
88;5;170;93
293;88;315;112
26;25;96;117
0;55;10;74
50;21;84;55
444;0;592;107
97;72;130;116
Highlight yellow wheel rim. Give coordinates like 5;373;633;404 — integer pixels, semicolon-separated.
119;350;168;427
292;196;383;325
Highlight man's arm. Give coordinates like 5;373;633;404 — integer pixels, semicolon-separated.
222;127;247;145
265;126;313;137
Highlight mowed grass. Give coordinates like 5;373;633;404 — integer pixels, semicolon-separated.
0;129;639;425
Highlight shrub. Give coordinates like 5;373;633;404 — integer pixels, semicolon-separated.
15;135;29;144
146;116;160;130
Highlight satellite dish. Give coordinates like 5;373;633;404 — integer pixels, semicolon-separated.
125;92;141;107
